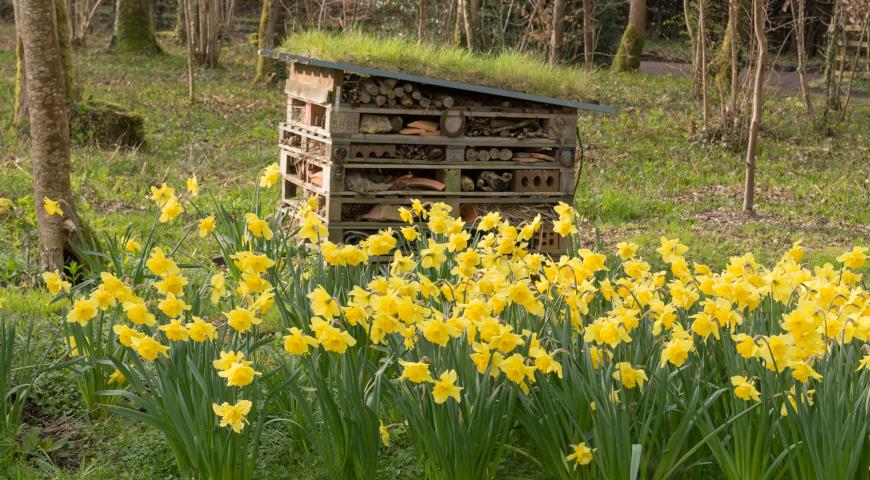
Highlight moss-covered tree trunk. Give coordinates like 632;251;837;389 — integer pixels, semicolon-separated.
14;0;78;134
13;0;29;133
114;0;161;53
19;0;78;270
612;0;646;71
712;0;740;107
175;0;186;42
253;0;278;83
55;0;79;101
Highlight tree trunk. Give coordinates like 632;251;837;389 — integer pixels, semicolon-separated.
698;0;708;128
417;0;426;45
462;0;478;51
186;0;231;67
15;0;78;134
549;0;565;66
20;0;76;270
791;0;814;118
453;0;462;48
743;0;767;214
114;0;160;53
13;0;29;133
728;0;738;115
55;0;79;102
612;0;646;71
184;0;195;101
69;0;105;46
253;0;278;83
582;0;593;65
175;0;185;42
821;1;843;125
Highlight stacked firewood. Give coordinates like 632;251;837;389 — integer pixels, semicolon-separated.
397;145;446;161
342;76;455;109
466;118;545;139
460;171;513;192
465;148;513;161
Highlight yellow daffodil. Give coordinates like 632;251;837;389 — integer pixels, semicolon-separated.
837;246;867;270
310;317;357;353
42;270;71;295
146;247;180;277
565;442;595;468
108;368;126;385
379;421;391;446
123;300;156;327
612;362;648;389
283;327;319;355
432;369;462;404
225;307;262;333
131;336;169;361
158;293;190;318
245;213;273;240
149;183;175;206
788;360;822;383
259;162;281;188
188;317;218;342
125;238;142;253
43;197;63;216
186;175;199;196
308;286;340;319
66;298;98;326
159;196;184;223
730;375;760;401
399;359;434;383
219;360;261;387
159;319;190;341
213;400;252;433
198;215;216;237
113;324;145;347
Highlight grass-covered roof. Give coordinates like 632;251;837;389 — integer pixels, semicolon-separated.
277;31;594;102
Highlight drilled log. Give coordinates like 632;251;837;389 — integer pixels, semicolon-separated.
362;79;379;96
437;95;454;108
389;115;404;132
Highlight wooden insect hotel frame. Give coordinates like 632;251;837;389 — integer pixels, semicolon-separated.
260;50;613;255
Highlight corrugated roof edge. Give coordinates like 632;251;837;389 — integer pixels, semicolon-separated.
260;49;615;114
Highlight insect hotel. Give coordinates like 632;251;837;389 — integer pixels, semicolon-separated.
259;49;613;255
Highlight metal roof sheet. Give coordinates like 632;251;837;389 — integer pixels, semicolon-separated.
260;49;615;114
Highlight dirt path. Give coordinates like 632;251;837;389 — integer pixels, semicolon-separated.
640;60;870;98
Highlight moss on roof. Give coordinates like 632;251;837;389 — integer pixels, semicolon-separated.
278;30;594;102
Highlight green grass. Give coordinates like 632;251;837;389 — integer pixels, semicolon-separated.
575;68;869;268
279;30;595;102
0;24;868;478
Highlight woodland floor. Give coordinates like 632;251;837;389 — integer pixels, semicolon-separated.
0;22;868;479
